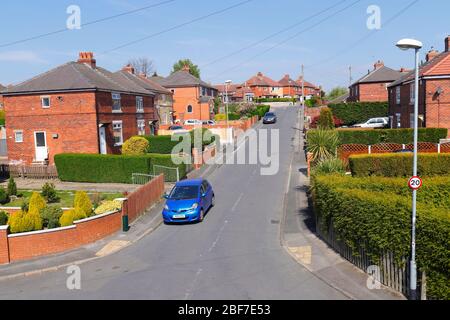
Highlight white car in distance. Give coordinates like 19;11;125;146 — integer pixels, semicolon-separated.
353;117;389;128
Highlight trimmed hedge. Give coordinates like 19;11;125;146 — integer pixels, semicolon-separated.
312;174;450;299
255;97;296;103
328;102;388;126
145;135;181;154
307;128;448;146
349;153;450;177
55;153;189;184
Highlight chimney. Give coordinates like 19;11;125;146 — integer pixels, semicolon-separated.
374;60;384;70
426;48;440;62
122;64;135;74
445;35;450;52
182;64;190;72
257;72;263;77
399;67;409;73
138;72;147;79
77;52;96;68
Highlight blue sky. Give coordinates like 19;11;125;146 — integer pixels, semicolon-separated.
0;0;448;91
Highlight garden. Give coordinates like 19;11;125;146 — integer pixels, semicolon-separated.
306;109;450;300
0;177;124;234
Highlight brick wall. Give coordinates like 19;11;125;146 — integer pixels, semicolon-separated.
4;92;99;164
0;226;9;264
170;87;212;121
424;79;450;137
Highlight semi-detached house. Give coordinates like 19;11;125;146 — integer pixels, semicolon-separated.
2;52;158;165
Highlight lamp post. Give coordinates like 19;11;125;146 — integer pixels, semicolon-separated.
396;38;423;301
225;80;232;129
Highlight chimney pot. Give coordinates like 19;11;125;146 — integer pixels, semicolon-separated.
182;64;190;72
445;35;450;52
78;52;96;68
374;60;384;70
426;48;440;62
122;64;135;74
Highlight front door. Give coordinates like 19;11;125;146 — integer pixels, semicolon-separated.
99;126;107;154
34;132;48;162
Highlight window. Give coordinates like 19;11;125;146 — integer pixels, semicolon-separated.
113;121;123;146
410;113;415;128
136;96;144;113
137;119;145;136
396;113;401;128
41;96;50;108
187;105;193;113
410;84;415;105
389;116;394;129
14;130;23;143
395;87;401;105
112;93;122;112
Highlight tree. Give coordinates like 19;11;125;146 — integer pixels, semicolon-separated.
127;57;155;77
172;59;201;78
326;87;348;101
317;107;335;130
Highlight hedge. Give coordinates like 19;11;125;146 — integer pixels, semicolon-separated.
255;98;296;103
145;135;181;154
349;153;450;177
328;102;388;126
307;128;448;146
312;174;450;299
55;153;188;183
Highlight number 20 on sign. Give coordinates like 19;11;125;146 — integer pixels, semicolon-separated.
408;176;423;190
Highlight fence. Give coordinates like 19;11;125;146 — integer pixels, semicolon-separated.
132;173;157;185
316;217;420;298
339;142;450;162
0;164;58;179
124;174;165;223
153;165;180;182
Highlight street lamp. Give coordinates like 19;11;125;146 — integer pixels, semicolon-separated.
396;38;423;301
225;80;232;129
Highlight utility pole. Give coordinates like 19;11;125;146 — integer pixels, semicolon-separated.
301;64;305;109
349;65;353;86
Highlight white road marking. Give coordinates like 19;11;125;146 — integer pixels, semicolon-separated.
231;193;244;212
184;267;203;300
208;220;228;253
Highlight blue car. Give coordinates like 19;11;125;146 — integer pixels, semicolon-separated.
162;179;215;223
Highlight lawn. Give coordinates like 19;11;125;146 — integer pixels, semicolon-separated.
3;190;125;208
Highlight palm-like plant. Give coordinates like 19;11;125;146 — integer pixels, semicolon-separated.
307;130;339;163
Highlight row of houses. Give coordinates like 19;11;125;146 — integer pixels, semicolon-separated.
0;52;218;165
345;35;450;136
214;72;321;103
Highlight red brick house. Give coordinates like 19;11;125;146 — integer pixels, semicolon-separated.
152;66;217;122
245;72;283;98
388;36;450;138
2;52;158;164
278;75;300;97
348;61;407;102
214;83;254;103
0;84;5;109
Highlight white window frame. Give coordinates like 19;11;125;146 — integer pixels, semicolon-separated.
14;130;24;143
136;96;144;113
112;93;122;113
112;121;123;146
41;96;51;109
395;87;401;105
137;119;145;136
410;84;415;105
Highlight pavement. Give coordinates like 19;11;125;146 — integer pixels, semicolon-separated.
0;106;403;300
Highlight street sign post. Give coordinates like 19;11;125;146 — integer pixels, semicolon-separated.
408;176;423;191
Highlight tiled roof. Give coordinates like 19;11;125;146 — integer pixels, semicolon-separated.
214;84;240;93
0;84;5;92
3;62;153;95
278;75;299;87
353;66;405;85
157;70;215;89
389;51;450;87
246;72;281;87
295;77;319;89
115;70;172;95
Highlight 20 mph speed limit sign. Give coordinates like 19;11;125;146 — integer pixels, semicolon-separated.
408;176;423;190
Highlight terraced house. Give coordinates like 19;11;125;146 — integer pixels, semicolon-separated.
388;36;450;137
245;72;283;99
2;52;158;164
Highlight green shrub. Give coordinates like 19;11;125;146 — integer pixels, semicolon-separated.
307;130;339;163
312;175;450;299
255;98;296;103
94;200;123;215
190;128;216;149
41;182;59;203
28;192;46;214
0;211;8;226
21;201;29;213
59;208;87;227
329;102;389;126
214;113;240;121
0;188;9;205
39;206;63;229
74;191;93;217
122;136;150;155
312;158;346;175
349;153;450;177
8;210;41;234
146;135;182;154
7;177;17;197
317;107;334;130
334;128;448;145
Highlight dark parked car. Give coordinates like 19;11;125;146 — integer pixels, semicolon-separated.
263;112;277;124
168;125;184;131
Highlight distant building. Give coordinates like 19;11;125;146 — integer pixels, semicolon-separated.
245;72;283;98
153;66;218;122
214;83;254;103
0;84;5;110
388;36;450;138
348;61;407;102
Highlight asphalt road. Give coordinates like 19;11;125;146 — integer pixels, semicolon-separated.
0;106;347;300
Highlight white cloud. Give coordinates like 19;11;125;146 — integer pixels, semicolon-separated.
0;51;47;63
